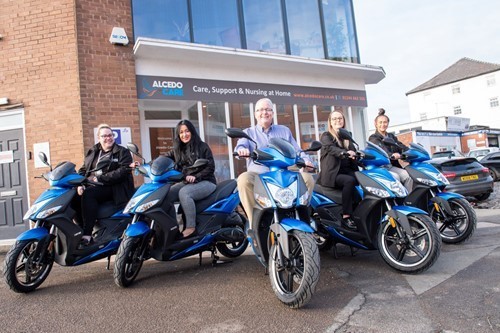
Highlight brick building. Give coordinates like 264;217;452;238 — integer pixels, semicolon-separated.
0;0;384;236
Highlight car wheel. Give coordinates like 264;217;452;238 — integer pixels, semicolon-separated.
489;169;498;181
474;192;491;201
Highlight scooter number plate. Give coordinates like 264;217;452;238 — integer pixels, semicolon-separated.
460;174;478;181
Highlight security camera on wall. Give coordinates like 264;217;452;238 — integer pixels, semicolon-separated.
109;27;129;46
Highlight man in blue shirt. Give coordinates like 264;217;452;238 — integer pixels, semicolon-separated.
235;98;315;230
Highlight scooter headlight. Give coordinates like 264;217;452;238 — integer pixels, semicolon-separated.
435;172;450;185
267;181;297;209
124;193;149;214
299;190;309;206
376;178;408;198
416;177;438;187
136;199;160;213
23;198;52;220
365;186;390;198
255;193;273;208
36;205;63;219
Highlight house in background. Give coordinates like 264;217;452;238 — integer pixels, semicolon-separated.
385;58;500;155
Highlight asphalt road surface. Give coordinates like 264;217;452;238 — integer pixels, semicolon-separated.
1;209;499;333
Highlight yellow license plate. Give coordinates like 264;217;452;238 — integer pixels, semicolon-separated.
461;174;479;181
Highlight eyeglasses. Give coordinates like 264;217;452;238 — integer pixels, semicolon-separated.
100;134;114;138
256;108;273;113
330;117;344;121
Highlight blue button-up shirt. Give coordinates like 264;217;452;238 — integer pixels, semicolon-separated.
234;124;311;173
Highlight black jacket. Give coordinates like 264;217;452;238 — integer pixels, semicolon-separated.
316;132;358;188
78;143;134;205
165;141;216;184
368;131;408;168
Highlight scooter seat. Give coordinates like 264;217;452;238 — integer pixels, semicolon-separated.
189;179;237;214
96;201;126;219
314;184;343;204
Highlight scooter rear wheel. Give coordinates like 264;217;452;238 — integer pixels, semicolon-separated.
216;237;249;258
114;236;144;287
3;239;54;293
268;230;320;308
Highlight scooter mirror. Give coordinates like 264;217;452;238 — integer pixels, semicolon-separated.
38;152;50;167
338;128;357;146
307;140;322;152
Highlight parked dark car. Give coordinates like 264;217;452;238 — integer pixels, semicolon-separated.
431;150;464;159
429;157;494;201
478;151;500;181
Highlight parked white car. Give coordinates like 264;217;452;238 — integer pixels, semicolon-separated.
467;147;500;161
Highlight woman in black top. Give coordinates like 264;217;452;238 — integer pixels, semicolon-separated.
77;124;134;245
368;108;413;191
164;120;216;238
316;111;359;230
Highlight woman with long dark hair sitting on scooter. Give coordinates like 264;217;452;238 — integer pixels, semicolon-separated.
316;110;359;230
164;120;216;238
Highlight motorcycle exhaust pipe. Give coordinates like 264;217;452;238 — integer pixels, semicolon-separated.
214;227;245;242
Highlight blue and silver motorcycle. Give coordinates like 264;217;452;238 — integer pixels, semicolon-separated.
113;144;248;287
383;139;477;243
3;153;131;293
226;128;321;308
311;130;441;274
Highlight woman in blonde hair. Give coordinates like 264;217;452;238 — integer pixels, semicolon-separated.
316;110;359;230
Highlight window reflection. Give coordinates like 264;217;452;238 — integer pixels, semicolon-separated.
242;0;286;54
192;0;241;48
321;0;359;63
285;0;325;58
202;102;230;183
132;0;190;41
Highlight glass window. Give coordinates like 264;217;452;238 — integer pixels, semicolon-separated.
321;0;359;63
297;105;316;150
229;103;252;177
486;75;496;87
242;0;286;54
451;84;461;94
132;0;190;42
202;102;230;183
276;105;297;139
191;0;241;48
453;106;462;115
490;97;499;108
285;0;325;58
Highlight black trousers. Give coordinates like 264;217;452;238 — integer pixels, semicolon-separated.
81;185;114;236
334;171;357;215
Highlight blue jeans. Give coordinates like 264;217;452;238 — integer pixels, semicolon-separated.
168;181;216;229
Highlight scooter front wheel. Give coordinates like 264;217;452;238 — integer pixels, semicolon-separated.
3;239;54;293
378;214;441;274
431;197;477;244
268;230;320;308
113;236;144;287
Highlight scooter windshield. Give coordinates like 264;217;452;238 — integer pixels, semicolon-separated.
268;137;296;159
150;156;175;176
50;162;77;181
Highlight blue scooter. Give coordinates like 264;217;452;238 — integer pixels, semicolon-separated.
226;128;322;309
383;139;477;243
113;144;248;287
311;129;441;273
3;153;131;293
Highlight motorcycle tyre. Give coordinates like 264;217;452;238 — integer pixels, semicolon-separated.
216;237;249;258
269;230;320;309
378;214;441;274
3;239;54;293
431;197;477;244
114;236;144;288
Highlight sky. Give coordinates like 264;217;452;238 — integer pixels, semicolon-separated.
353;0;500;128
